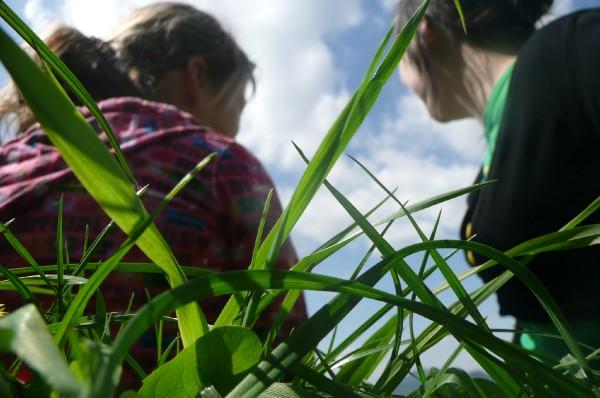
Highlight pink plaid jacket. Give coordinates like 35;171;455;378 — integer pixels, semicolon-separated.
0;97;306;374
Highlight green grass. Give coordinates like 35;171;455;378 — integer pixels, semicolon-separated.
1;0;600;397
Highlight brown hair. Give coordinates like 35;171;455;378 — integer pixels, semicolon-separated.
396;0;554;54
109;2;255;106
0;25;139;135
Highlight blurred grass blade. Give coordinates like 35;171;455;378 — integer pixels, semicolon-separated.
0;304;83;397
464;346;521;397
0;266;37;306
256;180;493;338
335;314;397;385
0;1;136;184
453;0;467;34
324;177;439;307
325;303;394;364
561;194;600;231
374;239;599;393
0;24;211;346
242;189;274;327
56;195;65;315
424;343;465;397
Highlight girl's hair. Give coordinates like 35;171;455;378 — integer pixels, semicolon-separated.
109;2;255;104
396;0;554;53
395;0;554;118
0;25;139;135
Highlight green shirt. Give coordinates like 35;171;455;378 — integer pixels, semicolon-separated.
481;63;514;180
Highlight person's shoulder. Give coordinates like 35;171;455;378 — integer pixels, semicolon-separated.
522;8;600;55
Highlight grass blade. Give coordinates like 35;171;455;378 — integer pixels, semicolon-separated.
0;26;210;346
0;1;136;184
0;305;83;397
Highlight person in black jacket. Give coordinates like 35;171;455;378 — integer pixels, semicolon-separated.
395;0;600;362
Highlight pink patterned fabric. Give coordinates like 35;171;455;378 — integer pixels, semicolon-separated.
0;97;306;380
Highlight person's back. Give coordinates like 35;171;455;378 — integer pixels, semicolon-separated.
464;8;600;322
0;4;307;387
395;0;600;362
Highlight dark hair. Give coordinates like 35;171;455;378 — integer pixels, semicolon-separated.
396;0;554;53
44;26;140;103
0;25;140;134
109;2;255;104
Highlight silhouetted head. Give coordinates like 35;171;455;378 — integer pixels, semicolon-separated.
109;2;256;137
395;0;553;121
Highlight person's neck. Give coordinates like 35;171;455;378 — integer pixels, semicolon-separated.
460;44;516;122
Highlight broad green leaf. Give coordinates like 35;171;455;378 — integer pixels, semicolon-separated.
139;326;262;398
0;304;83;397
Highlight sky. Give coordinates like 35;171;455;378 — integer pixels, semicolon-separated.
1;0;598;378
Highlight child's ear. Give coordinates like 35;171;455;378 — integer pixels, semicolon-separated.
419;17;437;47
183;56;209;100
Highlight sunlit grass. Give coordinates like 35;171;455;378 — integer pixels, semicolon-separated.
0;0;599;397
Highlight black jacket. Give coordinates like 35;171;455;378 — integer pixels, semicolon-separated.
462;9;600;322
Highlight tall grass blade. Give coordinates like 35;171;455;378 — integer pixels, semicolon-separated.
0;222;55;293
350;155;489;332
0;1;136;184
52;155;216;346
0;26;209;346
248;0;431;273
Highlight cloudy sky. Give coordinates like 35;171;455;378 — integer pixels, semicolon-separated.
1;0;598;376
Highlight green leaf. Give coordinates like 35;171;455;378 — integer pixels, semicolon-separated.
139;326;262;398
452;0;467;34
0;305;83;397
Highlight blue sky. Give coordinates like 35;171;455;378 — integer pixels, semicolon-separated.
1;0;598;375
